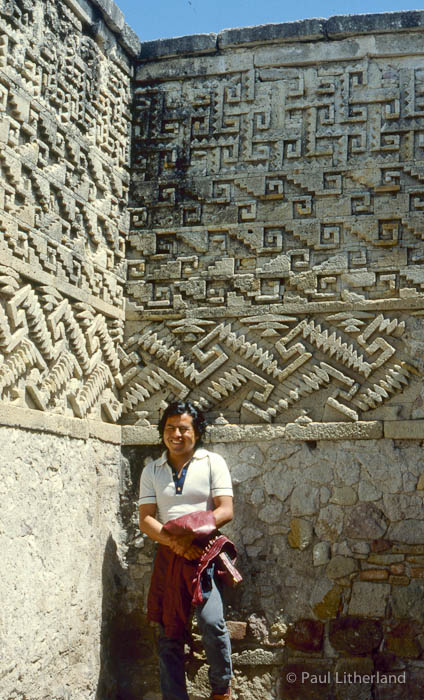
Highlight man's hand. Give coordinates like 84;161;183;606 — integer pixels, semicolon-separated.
165;533;203;560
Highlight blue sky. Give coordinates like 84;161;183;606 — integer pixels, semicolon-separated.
116;0;420;42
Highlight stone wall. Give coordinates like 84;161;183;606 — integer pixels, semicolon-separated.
120;435;424;700
126;11;424;434
0;0;136;697
0;425;124;699
122;10;424;700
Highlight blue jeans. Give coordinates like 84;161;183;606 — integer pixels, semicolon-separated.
157;577;232;699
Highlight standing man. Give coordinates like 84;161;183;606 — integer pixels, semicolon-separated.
138;400;234;700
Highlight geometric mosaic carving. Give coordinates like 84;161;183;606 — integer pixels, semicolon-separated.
0;0;131;426
0;265;123;421
127;42;424;425
121;313;411;425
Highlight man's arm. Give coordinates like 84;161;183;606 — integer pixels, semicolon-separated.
213;495;233;528
139;503;201;559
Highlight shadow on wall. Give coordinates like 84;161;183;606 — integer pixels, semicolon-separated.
96;445;163;700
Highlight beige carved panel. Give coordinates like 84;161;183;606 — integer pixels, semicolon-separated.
127;35;424;425
0;0;131;424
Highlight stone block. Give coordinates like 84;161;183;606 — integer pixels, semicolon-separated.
313;541;331;566
281;661;332;699
386;621;422;658
139;34;217;60
368;553;404;565
334;657;374;700
410;567;424;579
288;518;314;550
329;617;383;654
326;10;424;38
218;18;325;48
121;425;161;445
290;484;320;516
311;579;343;619
348;582;390;617
315;505;344;542
384;420;424;439
360;569;389;581
326;555;358;579
232;648;284;666
388;521;424;545
330;486;357;505
285;421;383;441
344;504;388;540
226;621;247;641
389;576;410;586
285;619;324;652
121;22;142;57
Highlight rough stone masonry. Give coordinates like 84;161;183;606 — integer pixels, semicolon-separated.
1;0;424;698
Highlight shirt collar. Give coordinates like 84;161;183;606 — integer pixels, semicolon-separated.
157;446;207;465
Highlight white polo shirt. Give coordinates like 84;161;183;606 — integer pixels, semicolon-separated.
138;447;233;524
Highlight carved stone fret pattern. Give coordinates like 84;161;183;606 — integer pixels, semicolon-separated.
0;0;132;423
0;0;131;303
127;34;424;426
0;265;123;420
121;312;412;425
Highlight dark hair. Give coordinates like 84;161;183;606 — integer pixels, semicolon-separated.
158;400;207;443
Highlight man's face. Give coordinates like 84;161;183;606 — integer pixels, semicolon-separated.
163;412;198;461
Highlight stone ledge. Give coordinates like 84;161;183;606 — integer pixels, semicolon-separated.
89;421;122;444
137;10;424;60
384;420;424;440
326;10;424;38
121;421;385;445
122;425;161;445
218;18;325;48
285;421;382;441
70;0;141;57
139;33;217;60
0;405;120;443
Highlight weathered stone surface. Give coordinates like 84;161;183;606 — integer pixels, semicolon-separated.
1;427;123;700
326;555;358;579
281;661;332;699
392;581;424;622
388;521;424;545
383;494;424;521
139;33;217;60
358;480;382;502
313;542;331;566
386;622;422;658
219;18;325;48
360;569;389;581
311;579;343;619
285;619;324;652
247;614;269;644
315;505;344;541
330;486;357;506
258;501;283;523
348;582;390;617
226;621;248;641
344;504;388;540
329;617;383;654
334;657;374;700
326;10;424;38
232;648;284;665
368;553;404;565
288;518;314;550
384;420;424;440
291;484;320;516
264;466;296;502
